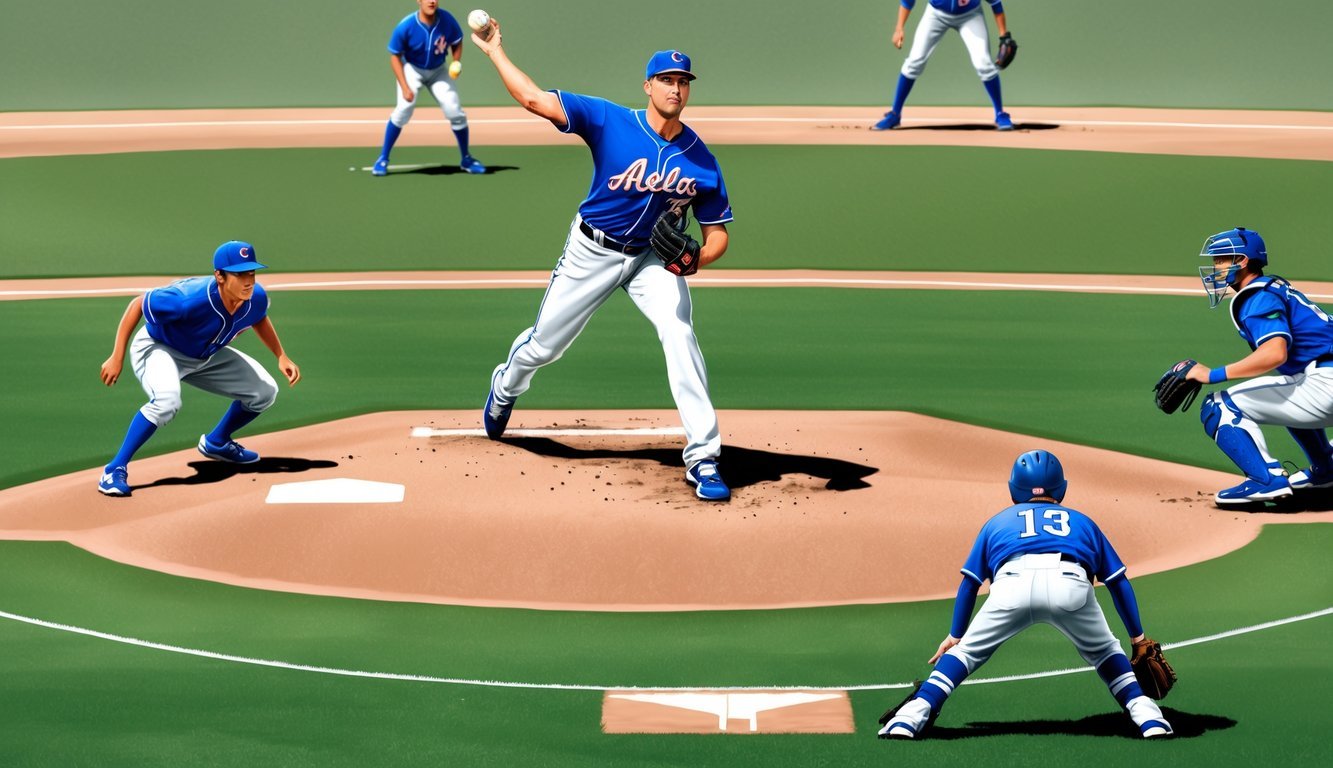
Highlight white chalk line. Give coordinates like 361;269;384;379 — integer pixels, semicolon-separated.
410;426;685;438
0;606;1326;693
6;278;1329;302
3;116;1331;132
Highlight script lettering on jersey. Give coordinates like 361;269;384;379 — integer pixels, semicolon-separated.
434;36;448;55
607;159;699;197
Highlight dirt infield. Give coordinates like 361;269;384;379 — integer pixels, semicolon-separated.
1;410;1325;610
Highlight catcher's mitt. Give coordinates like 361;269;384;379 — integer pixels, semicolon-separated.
877;680;938;738
1131;636;1177;699
650;210;701;277
995;32;1018;69
1153;359;1202;414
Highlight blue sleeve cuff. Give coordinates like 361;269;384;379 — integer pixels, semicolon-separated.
1208;367;1228;384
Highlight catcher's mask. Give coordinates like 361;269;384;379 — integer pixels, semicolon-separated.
1009;449;1067;503
1199;227;1266;308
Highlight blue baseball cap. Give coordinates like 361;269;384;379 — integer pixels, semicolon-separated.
645;50;695;81
213;240;268;272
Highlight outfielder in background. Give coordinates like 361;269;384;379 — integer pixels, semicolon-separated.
96;242;301;496
1184;227;1333;504
372;1;486;176
470;17;734;502
879;450;1174;740
872;0;1014;131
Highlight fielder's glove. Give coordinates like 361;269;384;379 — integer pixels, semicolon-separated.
650;210;701;277
1130;636;1178;699
1152;359;1202;414
995;33;1018;69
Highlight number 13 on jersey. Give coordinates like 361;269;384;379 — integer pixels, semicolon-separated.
1018;506;1071;538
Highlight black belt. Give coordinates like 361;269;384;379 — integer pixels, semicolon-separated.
578;221;648;255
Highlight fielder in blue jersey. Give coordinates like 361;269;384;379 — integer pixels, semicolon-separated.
97;242;301;496
879;451;1174;740
872;0;1013;131
1181;227;1333;505
372;1;485;176
470;19;734;502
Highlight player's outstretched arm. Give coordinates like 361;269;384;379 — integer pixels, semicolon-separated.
100;295;144;386
698;224;729;269
470;20;563;124
1185;337;1288;384
252;316;301;386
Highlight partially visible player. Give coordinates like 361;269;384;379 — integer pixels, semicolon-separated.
879;450;1173;740
872;0;1013;131
1182;227;1333;504
470;19;733;501
372;1;486;176
97;241;301;496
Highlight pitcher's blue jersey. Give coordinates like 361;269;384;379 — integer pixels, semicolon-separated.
960;502;1128;585
143;277;269;360
901;0;1004;16
1229;276;1333;376
552;91;733;247
388;11;463;71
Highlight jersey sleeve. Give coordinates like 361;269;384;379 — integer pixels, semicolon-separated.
960;526;990;584
692;160;734;225
1239;290;1292;348
1090;522;1128;583
550;91;607;139
388;21;407;55
900;1;916;10
987;0;1006;14
142;285;182;325
442;12;463;45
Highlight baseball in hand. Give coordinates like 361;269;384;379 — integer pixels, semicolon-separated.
468;9;493;40
448;60;462;79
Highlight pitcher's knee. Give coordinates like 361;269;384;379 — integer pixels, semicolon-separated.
243;375;279;413
140;390;182;426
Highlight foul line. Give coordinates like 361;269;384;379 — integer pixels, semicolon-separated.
410;426;685;438
0;606;1326;693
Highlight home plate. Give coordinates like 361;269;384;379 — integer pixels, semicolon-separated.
601;690;853;734
265;478;405;504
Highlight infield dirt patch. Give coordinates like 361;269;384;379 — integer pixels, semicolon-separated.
3;409;1321;611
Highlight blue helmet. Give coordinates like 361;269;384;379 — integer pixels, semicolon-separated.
1008;450;1067;503
1199;227;1267;308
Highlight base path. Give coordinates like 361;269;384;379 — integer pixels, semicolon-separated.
2;106;1331;161
2;410;1324;611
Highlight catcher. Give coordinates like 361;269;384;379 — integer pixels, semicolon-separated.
471;23;733;501
878;450;1176;740
1159;227;1333;506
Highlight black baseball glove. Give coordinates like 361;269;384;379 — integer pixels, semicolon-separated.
1131;636;1178;699
650;210;701;277
995;33;1018;69
1153;359;1203;414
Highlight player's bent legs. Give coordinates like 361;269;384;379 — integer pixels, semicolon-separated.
379;64;428;166
624;259;722;467
1200;390;1285;481
1226;370;1333;428
900;6;953;80
104;333;185;473
424;74;475;163
957;11;1000;82
492;228;626;403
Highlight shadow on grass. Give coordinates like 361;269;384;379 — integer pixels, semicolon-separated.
925;708;1236;740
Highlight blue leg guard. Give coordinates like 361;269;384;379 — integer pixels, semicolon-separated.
1201;392;1281;480
1287;427;1333;474
891;75;916;115
917;653;968;711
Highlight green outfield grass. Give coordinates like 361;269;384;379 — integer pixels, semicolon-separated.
2;1;1329;110
2;146;1330;279
0;526;1327;767
0;287;1312;490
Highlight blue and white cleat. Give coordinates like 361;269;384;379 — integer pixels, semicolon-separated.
483;390;514;440
995;111;1014;131
871;110;901;131
98;465;131;496
460;155;487;175
197;435;261;464
685;460;731;501
1289;466;1333;491
1214;473;1292;505
877;697;934;740
371;157;389;177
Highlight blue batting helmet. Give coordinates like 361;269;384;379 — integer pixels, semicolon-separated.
1008;450;1067;503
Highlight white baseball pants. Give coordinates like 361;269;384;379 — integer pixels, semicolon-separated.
901;5;999;82
491;218;723;467
946;553;1123;673
1225;365;1333;428
130;327;278;427
390;63;468;130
